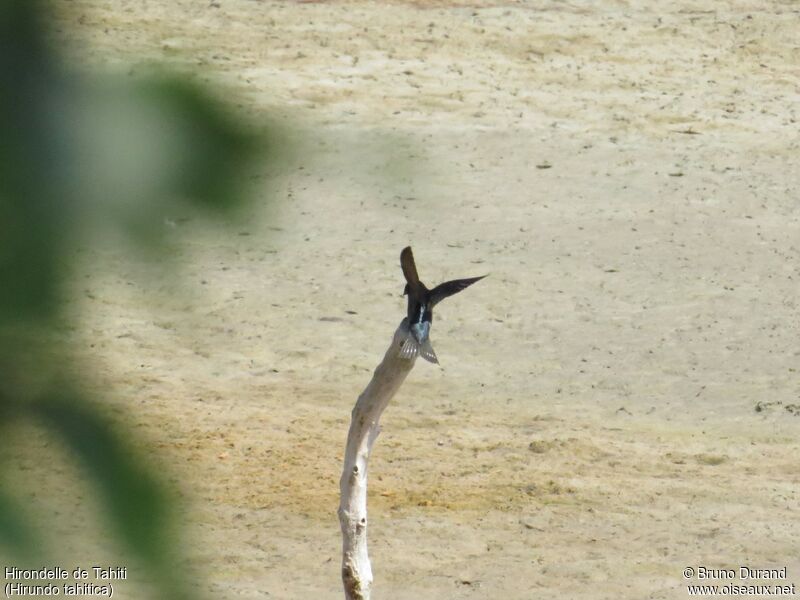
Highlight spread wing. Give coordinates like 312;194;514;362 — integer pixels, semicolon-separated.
400;246;421;292
429;275;486;307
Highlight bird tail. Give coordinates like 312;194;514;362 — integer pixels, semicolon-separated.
398;331;439;364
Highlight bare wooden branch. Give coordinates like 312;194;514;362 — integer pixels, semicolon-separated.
338;318;417;600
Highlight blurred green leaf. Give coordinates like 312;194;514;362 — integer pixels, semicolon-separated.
32;394;188;599
136;76;262;211
1;1;267;323
68;76;264;235
0;489;43;562
0;0;68;323
1;2;278;598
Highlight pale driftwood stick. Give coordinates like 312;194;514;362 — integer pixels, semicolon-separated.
338;318;417;600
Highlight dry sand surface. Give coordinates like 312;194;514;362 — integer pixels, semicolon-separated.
26;0;800;598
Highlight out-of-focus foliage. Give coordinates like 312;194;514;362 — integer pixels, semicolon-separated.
0;1;269;598
0;490;41;562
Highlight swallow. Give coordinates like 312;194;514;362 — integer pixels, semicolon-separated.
398;246;486;364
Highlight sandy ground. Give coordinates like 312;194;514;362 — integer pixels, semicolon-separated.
23;0;800;598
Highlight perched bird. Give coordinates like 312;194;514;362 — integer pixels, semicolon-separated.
398;246;486;364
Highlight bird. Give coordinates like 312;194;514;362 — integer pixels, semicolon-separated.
398;246;486;364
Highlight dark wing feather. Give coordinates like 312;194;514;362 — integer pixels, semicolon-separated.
429;275;486;307
400;246;421;292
